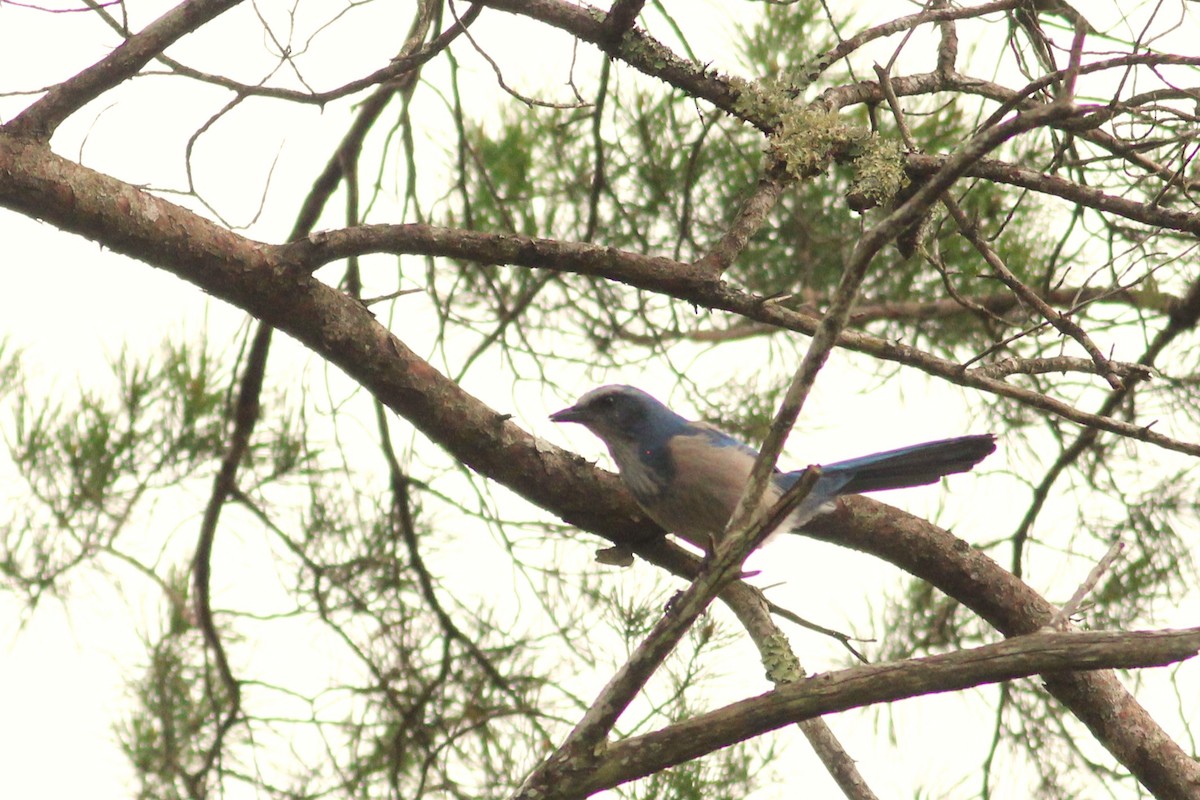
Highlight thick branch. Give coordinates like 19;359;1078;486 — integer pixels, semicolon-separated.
602;0;645;45
805;498;1200;800
570;628;1200;797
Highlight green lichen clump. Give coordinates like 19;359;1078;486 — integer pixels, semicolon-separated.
768;108;867;180
761;633;804;684
762;105;909;207
730;75;908;206
849;135;910;208
729;75;793;128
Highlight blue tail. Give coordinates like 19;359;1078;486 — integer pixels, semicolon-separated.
778;434;995;496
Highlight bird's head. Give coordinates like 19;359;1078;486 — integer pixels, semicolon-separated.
549;385;688;449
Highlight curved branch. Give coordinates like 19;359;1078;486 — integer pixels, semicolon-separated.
803;498;1200;800
572;627;1200;797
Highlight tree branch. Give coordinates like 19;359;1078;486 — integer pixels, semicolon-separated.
602;0;646;46
804;498;1200;800
693;161;792;278
517;470;824;797
189;322;268;780
906;153;1200;239
803;0;1023;86
568;628;1200;797
719;582;879;800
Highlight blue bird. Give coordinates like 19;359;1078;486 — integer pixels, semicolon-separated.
550;385;995;548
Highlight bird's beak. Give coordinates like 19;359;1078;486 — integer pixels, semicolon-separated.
549;403;585;424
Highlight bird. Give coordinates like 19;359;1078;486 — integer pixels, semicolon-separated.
550;384;995;549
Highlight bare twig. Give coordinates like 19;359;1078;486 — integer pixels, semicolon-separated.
11;0;245;139
874;61;1134;392
190;322;269;779
1010;274;1200;575
79;0;483;106
1047;537;1127;630
764;596;871;664
803;0;1024;86
942;195;1128;390
450;1;589;109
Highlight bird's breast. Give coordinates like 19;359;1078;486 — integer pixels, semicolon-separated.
604;438;667;505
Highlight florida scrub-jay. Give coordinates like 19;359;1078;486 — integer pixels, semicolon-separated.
550;385;994;547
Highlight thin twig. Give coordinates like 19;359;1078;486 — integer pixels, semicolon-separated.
764;596;872;663
1047;537;1127;630
802;0;1024;86
10;0;244;138
450;1;589;109
873;59;1127;391
944;196;1127;390
190;322;270;780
